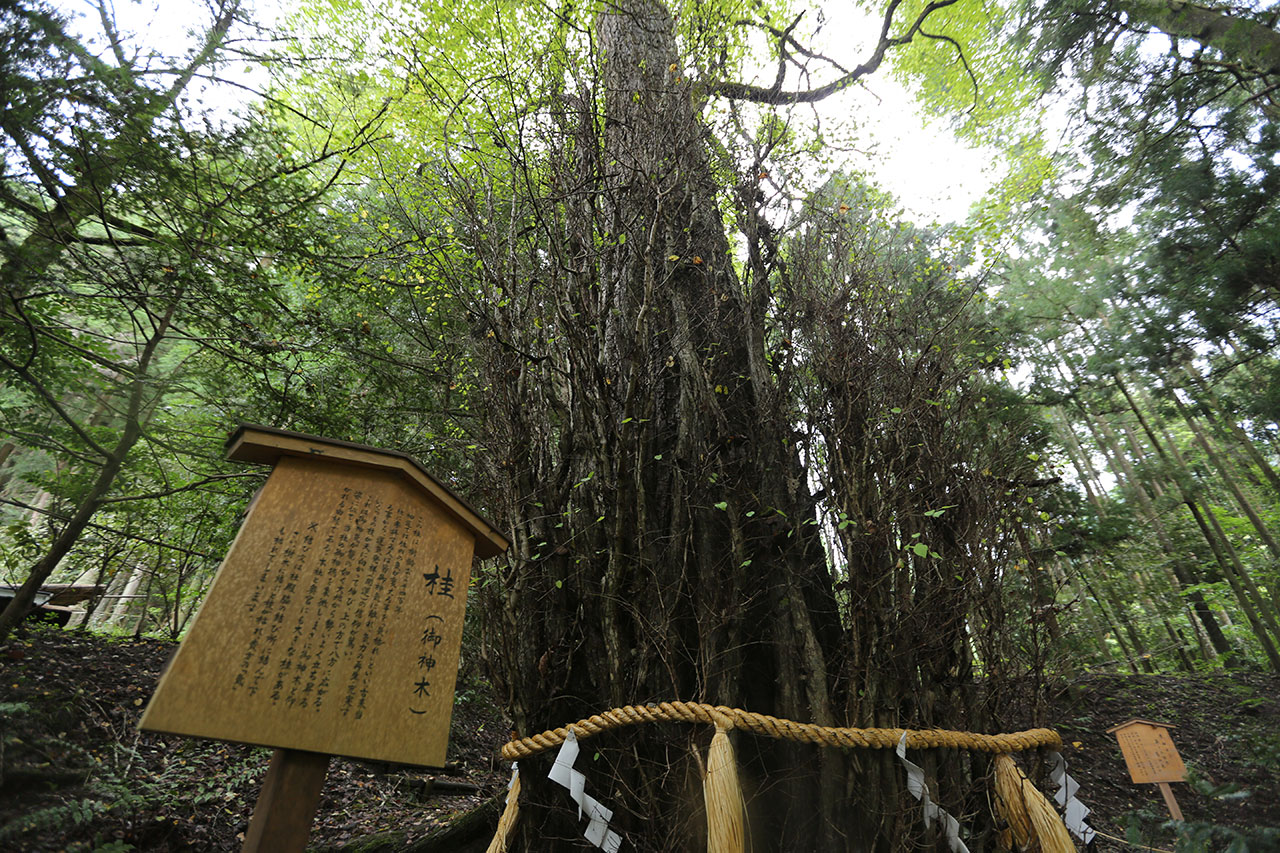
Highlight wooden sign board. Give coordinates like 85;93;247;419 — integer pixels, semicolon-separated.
1107;719;1186;784
140;426;507;768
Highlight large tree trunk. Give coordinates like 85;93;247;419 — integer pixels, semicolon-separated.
476;1;840;847
1060;375;1233;661
468;2;1040;849
1174;394;1280;563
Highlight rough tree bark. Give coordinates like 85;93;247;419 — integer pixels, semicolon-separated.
476;1;843;846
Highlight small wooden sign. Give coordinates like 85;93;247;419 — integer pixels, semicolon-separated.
140;425;508;768
1107;718;1186;820
1107;719;1186;784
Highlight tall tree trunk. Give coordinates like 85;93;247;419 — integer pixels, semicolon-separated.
1147;416;1280;635
130;569;155;639
1173;393;1280;563
0;442;14;495
1070;390;1233;658
1069;569;1120;667
471;1;1028;848
1099;379;1236;656
478;2;846;847
0;427;142;640
1182;365;1280;495
1052;408;1106;512
1183;497;1280;669
109;565;147;629
1075;559;1143;674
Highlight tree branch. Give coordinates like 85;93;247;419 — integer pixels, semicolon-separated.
710;0;961;104
0;497;219;560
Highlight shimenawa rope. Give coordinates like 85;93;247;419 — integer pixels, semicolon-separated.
489;701;1075;853
501;700;1063;760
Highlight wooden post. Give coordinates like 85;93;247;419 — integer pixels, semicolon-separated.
1157;781;1184;821
242;748;331;853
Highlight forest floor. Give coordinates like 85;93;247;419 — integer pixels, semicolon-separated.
1;624;1278;852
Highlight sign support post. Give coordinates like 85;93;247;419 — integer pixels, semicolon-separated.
241;749;331;853
139;425;508;852
1156;782;1184;822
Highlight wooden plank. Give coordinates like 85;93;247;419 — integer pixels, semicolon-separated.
241;748;330;853
141;456;474;766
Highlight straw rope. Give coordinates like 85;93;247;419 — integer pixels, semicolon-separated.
993;754;1076;853
500;701;1062;760
484;768;521;853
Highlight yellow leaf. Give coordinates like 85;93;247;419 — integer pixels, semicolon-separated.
668;254;680;261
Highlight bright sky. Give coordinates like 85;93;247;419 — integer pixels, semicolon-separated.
803;1;1000;225
73;0;995;225
826;77;997;224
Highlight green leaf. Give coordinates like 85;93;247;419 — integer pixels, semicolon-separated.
911;543;930;557
714;501;728;510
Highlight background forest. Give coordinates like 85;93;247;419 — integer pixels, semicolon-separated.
1;0;1279;850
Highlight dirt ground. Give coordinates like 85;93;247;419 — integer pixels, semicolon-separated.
1036;671;1280;851
1;625;509;851
2;624;1278;851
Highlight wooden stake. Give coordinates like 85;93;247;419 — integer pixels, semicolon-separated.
1157;782;1184;821
242;748;331;853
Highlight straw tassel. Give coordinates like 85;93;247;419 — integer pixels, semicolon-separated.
485;765;522;853
703;723;745;853
993;754;1076;853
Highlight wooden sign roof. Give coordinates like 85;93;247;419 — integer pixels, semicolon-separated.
1105;719;1175;733
226;424;507;558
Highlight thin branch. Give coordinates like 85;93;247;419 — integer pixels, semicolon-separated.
0;497;221;560
0;353;113;459
94;472;261;504
918;28;980;113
